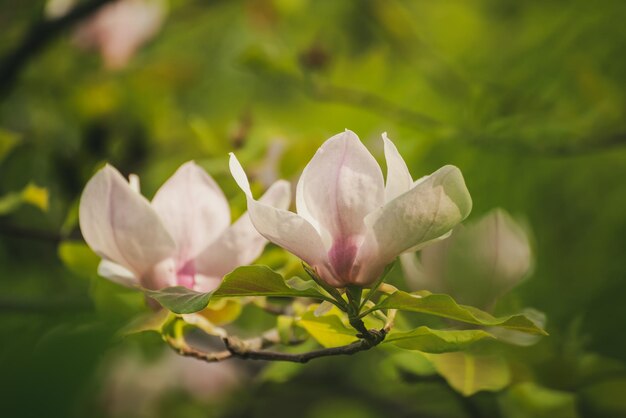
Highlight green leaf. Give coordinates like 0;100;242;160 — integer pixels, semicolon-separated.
503;382;579;418
214;265;331;301
370;290;547;335
0;192;23;215
0;128;20;163
427;352;511;396
145;266;331;314
297;306;358;348
384;327;495;353
0;182;49;215
20;183;49;212
145;286;212;314
58;241;100;279
119;309;172;336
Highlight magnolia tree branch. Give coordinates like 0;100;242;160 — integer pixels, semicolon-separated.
0;0;117;96
167;327;387;364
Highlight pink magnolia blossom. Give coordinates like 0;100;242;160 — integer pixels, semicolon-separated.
401;208;534;310
79;161;290;291
74;0;167;70
229;130;472;288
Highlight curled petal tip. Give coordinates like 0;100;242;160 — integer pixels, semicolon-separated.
228;153;252;196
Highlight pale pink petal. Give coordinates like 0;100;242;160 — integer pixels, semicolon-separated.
75;0;167;70
354;165;472;285
382;133;413;202
98;259;138;288
195;179;291;280
151;161;231;264
229;153;332;280
79;165;176;278
295;130;385;246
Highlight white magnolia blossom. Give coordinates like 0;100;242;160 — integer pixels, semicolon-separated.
79;162;290;291
401;208;534;310
230;130;472;288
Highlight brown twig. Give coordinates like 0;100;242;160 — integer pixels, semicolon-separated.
223;329;386;363
167;327;387;364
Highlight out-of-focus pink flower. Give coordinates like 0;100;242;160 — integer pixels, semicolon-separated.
79;161;290;291
102;348;242;417
74;0;167;70
229;130;472;288
401;208;534;310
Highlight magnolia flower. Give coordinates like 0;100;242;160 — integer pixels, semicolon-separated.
400;208;534;310
79;162;290;291
229;130;472;288
102;347;242;417
74;0;167;70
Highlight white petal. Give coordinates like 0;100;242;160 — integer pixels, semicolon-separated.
195;180;291;279
79;165;176;277
361;165;472;265
295;130;384;244
98;259;138;288
128;174;140;193
151;161;231;263
382;133;413;202
229;153;330;274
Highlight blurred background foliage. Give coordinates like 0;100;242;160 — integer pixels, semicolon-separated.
2;0;626;417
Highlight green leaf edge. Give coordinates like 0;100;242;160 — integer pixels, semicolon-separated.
369;290;548;336
145;265;333;314
384;326;496;353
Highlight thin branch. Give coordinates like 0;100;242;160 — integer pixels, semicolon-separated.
223;329;386;363
307;81;443;132
0;224;82;243
254;301;289;316
166;335;234;362
0;297;91;314
167;327;386;364
0;0;117;96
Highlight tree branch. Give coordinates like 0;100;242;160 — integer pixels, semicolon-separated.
306;81;443;132
0;0;117;96
167;327;387;364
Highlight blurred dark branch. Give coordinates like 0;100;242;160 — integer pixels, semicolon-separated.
468;131;626;158
300;75;626;157
307;80;444;132
168;328;387;364
0;224;82;243
0;297;91;314
0;0;116;96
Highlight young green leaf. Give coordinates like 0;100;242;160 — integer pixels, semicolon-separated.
145;286;212;314
427;352;511;396
213;265;332;301
297;307;358;348
384;326;495;353
119;309;172;336
368;290;547;335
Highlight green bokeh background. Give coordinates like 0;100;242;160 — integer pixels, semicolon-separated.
2;0;626;417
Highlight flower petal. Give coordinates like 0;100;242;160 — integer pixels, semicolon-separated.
98;259;138;287
229;153;331;276
361;165;472;266
79;165;176;277
295;130;384;246
151;161;231;262
382;133;413;202
195;179;291;279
